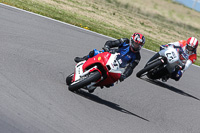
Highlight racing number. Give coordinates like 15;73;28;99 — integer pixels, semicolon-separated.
166;52;176;61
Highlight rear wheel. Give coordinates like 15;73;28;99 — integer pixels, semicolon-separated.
68;71;101;92
136;60;163;78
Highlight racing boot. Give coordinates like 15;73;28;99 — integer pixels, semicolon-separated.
74;50;99;63
88;86;96;93
105;83;114;88
74;55;88;63
171;70;182;81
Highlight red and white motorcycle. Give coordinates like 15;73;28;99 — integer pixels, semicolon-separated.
66;51;125;93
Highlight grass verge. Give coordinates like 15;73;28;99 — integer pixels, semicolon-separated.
0;0;199;66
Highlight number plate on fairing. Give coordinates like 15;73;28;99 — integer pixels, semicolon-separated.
106;53;124;74
75;62;84;80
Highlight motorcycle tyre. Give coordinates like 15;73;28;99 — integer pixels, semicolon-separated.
68;71;101;92
136;60;163;78
66;73;74;85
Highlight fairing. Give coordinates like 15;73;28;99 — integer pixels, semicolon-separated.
82;52;111;72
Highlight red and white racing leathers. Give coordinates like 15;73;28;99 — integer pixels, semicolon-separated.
167;40;197;73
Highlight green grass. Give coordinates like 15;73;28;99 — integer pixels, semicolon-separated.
0;0;199;66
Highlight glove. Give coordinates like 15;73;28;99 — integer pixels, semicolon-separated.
103;45;110;52
119;74;126;82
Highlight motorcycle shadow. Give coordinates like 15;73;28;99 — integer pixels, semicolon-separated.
141;78;200;101
72;89;149;122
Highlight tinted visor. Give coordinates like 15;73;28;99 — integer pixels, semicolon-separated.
131;41;142;52
187;45;194;51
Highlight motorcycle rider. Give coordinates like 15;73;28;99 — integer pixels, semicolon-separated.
74;33;145;85
158;37;198;81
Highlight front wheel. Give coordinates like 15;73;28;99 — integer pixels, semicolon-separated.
136;60;163;78
66;73;74;85
68;71;101;92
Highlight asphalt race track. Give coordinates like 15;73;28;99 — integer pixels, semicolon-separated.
0;3;200;133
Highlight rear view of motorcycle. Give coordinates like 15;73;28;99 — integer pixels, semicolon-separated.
66;51;125;93
136;45;188;82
